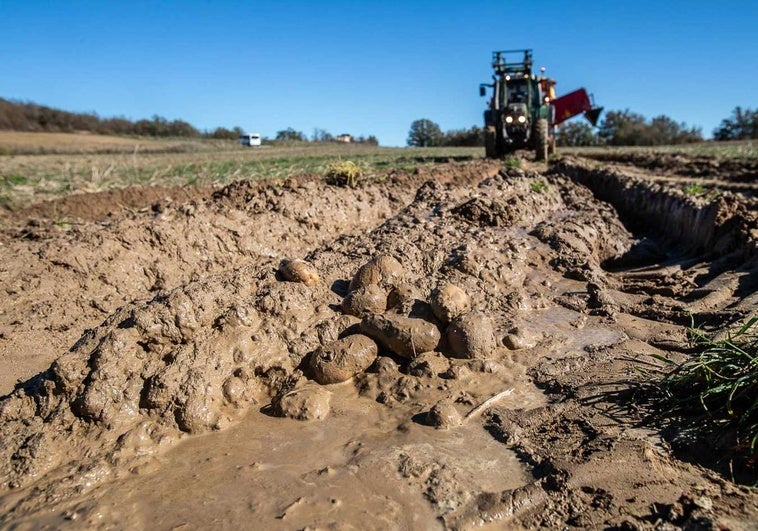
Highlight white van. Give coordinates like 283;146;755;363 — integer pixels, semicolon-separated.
238;133;261;147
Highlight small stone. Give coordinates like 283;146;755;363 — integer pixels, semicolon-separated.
315;314;361;345
308;335;378;384
430;283;471;324
360;313;441;359
502;326;539;350
447;311;497;359
279;259;320;287
222;376;246;405
349;254;404;292
273;386;331;421
408;352;450;378
341;285;387;317
386;283;421;312
426;402;462;429
441;364;471;380
374;356;398;375
467;359;504;373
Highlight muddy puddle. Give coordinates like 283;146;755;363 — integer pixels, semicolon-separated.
1;158;757;528
30;386;531;530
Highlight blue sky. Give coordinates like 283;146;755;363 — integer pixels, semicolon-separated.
1;1;756;146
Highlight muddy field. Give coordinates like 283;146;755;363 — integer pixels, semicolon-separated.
0;150;756;529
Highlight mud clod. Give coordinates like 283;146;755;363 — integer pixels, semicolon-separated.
348;254;404;292
272;386;331;421
447;311;498;359
426;402;462;429
407;352;450;378
340;284;388;317
308;334;378;384
503;326;540;350
360;313;441;359
278;259;320;287
386;283;421;312
429;282;472;324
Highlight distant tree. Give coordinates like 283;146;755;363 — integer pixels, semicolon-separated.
99;117;133;135
311;128;333;142
713;106;758;140
407;119;443;147
597;110;648;145
439;125;484;147
556;122;597;147
648;115;701;144
167;119;200;137
0;98;28;130
209;127;238;140
597;109;701;146
275;128;306;142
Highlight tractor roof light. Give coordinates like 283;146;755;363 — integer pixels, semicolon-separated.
505;75;511;81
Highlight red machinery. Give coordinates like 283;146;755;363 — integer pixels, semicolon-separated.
552;89;603;126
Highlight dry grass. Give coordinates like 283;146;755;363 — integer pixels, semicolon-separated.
0;133;481;209
559;139;758;159
0;131;221;155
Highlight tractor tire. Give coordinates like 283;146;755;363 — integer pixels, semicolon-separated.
484;126;497;158
534;119;549;161
548;135;556;155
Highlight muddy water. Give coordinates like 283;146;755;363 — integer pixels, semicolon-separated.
29;387;532;530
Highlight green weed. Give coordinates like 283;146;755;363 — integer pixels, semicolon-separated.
654;316;758;457
530;179;548;193
2;174;28;186
683;182;707;196
504;156;521;169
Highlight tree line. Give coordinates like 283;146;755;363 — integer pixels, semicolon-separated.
0;97;202;138
0;97;379;144
406;119;484;147
274;127;378;145
408;106;757;147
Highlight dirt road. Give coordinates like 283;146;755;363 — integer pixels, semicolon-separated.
0;155;755;529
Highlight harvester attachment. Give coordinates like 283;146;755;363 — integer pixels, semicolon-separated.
552;89;602;126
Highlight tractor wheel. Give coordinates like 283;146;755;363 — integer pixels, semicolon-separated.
534;119;549;161
484;126;497;158
548;134;556;155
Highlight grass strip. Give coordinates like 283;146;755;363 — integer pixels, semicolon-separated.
655;316;758;458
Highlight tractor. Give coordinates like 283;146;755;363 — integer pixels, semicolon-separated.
480;49;602;160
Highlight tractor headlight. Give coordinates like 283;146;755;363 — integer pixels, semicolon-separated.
517;115;527;124
505;116;514;124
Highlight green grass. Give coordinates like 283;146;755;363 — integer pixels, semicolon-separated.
560;139;758;159
530;179;548;193
504;156;521;169
3;174;28;186
653;316;758;458
683;181;707;196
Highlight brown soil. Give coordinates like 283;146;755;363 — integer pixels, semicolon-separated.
0;156;756;529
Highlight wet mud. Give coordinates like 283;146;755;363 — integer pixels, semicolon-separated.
0;156;756;528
